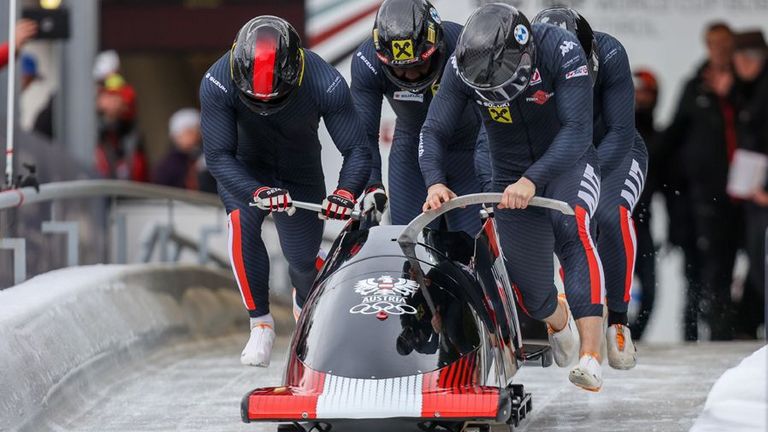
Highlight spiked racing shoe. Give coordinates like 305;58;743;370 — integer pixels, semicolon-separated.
569;353;603;392
547;295;580;367
241;321;275;367
606;323;637;370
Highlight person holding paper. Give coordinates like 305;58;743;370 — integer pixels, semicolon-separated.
732;30;768;339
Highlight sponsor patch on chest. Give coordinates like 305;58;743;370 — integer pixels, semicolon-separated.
393;91;424;102
526;90;554;105
530;68;542;86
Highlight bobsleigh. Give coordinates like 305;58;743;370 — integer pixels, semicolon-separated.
241;194;574;432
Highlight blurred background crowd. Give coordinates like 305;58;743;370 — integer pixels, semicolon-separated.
0;0;766;342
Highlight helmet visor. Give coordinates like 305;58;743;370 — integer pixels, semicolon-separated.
472;52;532;103
381;46;444;92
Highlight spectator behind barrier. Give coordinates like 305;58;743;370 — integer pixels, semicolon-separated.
0;19;37;69
95;73;148;181
630;68;659;340
19;53;55;139
93;50;137;122
153;108;206;190
731;30;768;339
664;22;740;341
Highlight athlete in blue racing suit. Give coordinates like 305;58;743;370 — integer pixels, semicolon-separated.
531;7;648;370
419;5;606;391
200;16;370;368
351;0;484;234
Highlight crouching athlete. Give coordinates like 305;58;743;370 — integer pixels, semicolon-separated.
532;7;648;370
420;4;607;391
200;16;371;367
351;0;484;234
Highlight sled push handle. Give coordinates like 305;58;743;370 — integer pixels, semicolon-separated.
249;200;363;220
291;200;363;220
397;193;574;247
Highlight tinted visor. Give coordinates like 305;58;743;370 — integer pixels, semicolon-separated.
381;46;444;92
239;87;295;115
472;52;532;103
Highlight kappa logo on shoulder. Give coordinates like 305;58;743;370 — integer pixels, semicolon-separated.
560;40;577;57
488;106;512;124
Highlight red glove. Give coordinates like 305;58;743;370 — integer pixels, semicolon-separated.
320;189;356;220
253;187;295;215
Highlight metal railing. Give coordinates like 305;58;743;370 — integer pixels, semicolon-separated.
0;180;335;286
0;180;221;209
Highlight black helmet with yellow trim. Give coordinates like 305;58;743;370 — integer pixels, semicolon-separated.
373;0;446;92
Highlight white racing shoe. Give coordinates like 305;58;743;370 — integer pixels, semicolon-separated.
569;353;603;392
241;317;275;367
547;295;580;367
606;323;637;370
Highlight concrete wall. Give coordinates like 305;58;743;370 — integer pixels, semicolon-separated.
0;264;244;432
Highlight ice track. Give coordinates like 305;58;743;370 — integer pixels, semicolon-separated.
25;334;763;432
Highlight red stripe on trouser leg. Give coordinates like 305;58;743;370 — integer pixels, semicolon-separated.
619;206;637;303
229;210;256;310
559;266;565;284
574;206;602;304
252;36;277;96
511;283;532;317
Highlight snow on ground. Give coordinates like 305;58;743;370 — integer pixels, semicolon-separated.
690;345;767;432
23;334;763;432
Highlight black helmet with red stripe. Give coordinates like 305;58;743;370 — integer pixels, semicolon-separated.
373;0;446;93
231;16;303;115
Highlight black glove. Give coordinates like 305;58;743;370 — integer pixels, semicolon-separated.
320;189;356;220
252;187;295;215
361;182;388;222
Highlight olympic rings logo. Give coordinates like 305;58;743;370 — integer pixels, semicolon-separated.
349;302;418;315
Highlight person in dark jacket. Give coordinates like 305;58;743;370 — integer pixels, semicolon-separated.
731;30;768;339
664;22;740;340
95;74;149;182
153;108;202;189
630;69;660;340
